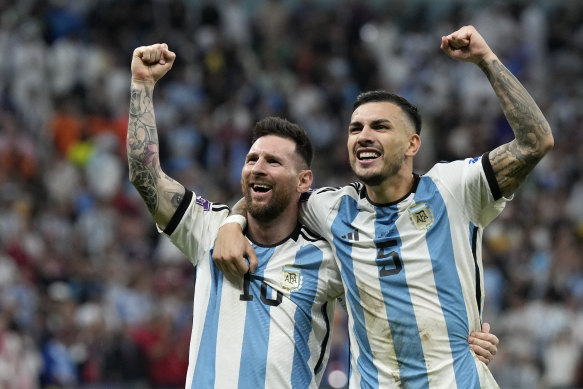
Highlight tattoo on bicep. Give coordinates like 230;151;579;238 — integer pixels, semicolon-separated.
490;142;540;195
171;192;184;208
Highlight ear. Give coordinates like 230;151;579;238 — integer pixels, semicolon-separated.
297;170;313;193
405;134;421;157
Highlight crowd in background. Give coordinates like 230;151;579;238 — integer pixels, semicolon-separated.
0;0;582;388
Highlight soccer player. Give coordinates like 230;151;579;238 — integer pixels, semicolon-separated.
214;25;553;388
127;43;345;388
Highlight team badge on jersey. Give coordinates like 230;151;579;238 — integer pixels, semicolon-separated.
408;202;434;230
280;265;303;292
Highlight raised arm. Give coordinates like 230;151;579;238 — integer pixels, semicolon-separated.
127;43;185;228
441;26;553;198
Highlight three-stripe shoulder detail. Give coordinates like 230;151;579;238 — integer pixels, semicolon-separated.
298;225;325;243
311;183;363;196
211;204;229;212
314;186;342;194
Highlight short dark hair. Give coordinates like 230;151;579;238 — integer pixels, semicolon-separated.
252;116;313;168
353;90;422;135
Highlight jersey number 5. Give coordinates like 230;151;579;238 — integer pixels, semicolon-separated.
376;238;403;276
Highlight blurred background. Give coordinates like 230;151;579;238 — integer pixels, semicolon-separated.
0;0;582;388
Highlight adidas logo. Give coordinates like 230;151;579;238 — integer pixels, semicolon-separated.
341;230;360;241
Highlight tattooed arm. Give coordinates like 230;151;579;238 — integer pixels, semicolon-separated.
441;26;553;198
127;43;185;228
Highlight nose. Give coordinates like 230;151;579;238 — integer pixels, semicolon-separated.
356;125;374;144
251;157;267;174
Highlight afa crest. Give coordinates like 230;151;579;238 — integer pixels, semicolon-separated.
280;265;303;292
408;202;434;230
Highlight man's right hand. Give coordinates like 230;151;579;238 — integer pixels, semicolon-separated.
213;223;258;278
440;25;496;65
131;43;176;85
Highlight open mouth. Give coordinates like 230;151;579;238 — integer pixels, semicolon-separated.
357;150;381;161
251;183;272;193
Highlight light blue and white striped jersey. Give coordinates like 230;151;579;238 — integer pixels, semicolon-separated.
300;155;508;389
161;190;344;389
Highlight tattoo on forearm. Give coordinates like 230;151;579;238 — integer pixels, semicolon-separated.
479;58;552;195
127;84;162;213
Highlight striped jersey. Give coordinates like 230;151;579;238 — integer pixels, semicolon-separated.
161;190;344;389
299;155;507;389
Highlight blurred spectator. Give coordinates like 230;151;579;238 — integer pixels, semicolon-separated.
0;307;41;389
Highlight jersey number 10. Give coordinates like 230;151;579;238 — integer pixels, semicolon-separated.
240;273;283;306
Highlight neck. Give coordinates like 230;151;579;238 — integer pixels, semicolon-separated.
246;205;299;246
366;170;415;204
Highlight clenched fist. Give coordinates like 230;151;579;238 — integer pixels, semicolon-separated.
131;43;176;85
440;25;497;64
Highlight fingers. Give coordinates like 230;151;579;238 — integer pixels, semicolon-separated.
213;251;248;276
473;351;490;365
214;242;257;277
468;323;499;365
245;241;258;273
441;25;495;64
442;33;470;50
440;33;471;58
233;255;251;276
469;333;499;352
468;337;493;365
134;43;175;65
220;258;250;279
212;222;256;277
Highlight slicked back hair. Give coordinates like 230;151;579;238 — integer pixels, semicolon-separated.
353;90;422;135
252;116;313;169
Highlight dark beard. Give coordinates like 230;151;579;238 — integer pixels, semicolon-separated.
355;172;385;186
352;155;404;187
245;191;288;223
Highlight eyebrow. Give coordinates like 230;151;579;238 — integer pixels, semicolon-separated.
245;150;283;161
349;118;392;128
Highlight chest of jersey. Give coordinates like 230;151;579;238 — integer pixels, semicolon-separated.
328;181;479;339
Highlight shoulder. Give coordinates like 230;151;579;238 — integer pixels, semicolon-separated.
292;223;335;259
300;182;364;202
163;189;230;235
427;156;484;172
296;223;326;243
193;193;231;213
183;190;232;217
286;223;332;251
423;157;487;186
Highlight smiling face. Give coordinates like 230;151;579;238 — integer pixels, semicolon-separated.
348;101;420;187
241;135;310;223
